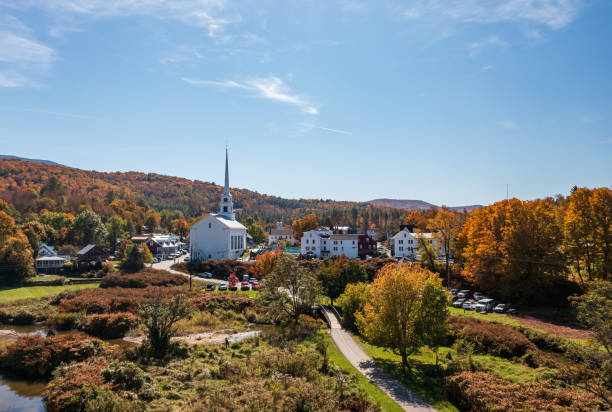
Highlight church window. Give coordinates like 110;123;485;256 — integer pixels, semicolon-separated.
209;223;211;228
223;206;228;212
224;198;228;202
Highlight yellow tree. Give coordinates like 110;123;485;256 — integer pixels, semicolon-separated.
356;263;448;369
430;208;463;286
292;213;319;241
564;188;596;282
591;188;612;280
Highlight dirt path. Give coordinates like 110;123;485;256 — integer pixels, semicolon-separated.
321;307;435;412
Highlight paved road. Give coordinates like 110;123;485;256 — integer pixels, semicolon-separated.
151;255;227;285
321;306;436;412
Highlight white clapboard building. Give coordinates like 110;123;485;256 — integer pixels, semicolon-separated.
189;150;247;261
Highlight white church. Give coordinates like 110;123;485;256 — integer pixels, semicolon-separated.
189;150;247;261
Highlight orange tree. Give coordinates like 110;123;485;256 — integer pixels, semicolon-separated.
460;199;569;304
356;263;448;369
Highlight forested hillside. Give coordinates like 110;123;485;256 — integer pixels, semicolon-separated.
0;159;406;230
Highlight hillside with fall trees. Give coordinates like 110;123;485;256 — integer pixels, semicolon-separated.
0;158;406;229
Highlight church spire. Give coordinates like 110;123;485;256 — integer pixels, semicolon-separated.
219;147;235;220
224;146;230;195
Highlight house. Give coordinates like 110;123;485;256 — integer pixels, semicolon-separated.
77;244;109;262
145;234;182;258
189;149;247;261
390;228;442;259
35;242;70;273
130;234;151;245
300;228;376;259
35;256;68;274
268;222;296;246
358;234;377;258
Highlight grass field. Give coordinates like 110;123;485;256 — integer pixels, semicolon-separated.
0;283;99;303
355;337;459;412
321;332;404;412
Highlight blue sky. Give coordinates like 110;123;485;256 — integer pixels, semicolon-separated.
0;1;610;206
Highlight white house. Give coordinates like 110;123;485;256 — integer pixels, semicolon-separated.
35;242;69;273
189;150;247;261
300;228;360;258
268;222;296;246
390;229;442;259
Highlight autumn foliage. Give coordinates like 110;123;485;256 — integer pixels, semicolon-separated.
100;269;187;288
446;371;605;412
0;333;106;378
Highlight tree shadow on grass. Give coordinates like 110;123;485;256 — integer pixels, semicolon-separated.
371;356;447;404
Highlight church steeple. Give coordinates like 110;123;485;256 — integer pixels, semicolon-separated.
219;147;235;220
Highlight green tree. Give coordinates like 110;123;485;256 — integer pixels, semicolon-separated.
139;293;190;358
73;209;107;245
121;242;153;273
317;256;367;304
336;282;368;331
357;263;448;369
262;253;322;322
105;215;126;252
562;282;612;406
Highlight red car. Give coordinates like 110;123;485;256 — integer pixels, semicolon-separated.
251;282;260;290
240;281;250;291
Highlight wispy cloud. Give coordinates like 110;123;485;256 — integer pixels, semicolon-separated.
581;115;601;123
303;124;352;135
469;35;508;56
0;17;55;87
183;76;319;115
402;0;583;29
499;120;518;129
10;0;232;39
482;65;494;71
599;138;612;144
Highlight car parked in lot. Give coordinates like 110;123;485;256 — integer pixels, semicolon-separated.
493;303;517;314
249;278;258;284
457;290;471;299
452;298;466;308
205;284;216;291
450;289;459;296
251;282;260;290
184;256;190;262
474;298;495;312
198;272;213;279
218;283;227;291
240;281;250;291
462;301;474;310
229;283;238;291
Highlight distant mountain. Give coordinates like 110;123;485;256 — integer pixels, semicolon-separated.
0;155;63;166
368;198;482;212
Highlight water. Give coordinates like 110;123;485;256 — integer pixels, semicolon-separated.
0;377;46;412
229;330;261;343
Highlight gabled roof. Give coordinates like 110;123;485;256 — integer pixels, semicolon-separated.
330;234;360;240
391;228;415;239
214;214;247;230
270;228;293;236
77;244;97;255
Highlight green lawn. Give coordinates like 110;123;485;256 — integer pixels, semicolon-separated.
322;332;404;412
355;337;459;412
0;283;99;303
449;307;524;327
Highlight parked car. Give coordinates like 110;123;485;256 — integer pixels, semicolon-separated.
457;290;471;299
450;289;459;296
251;282;260;290
462;301;474;310
249;278;258;284
153;257;160;263
473;292;484;301
184;256;190;262
218;283;228;291
200;272;213;279
240;281;250;291
452;298;466;308
229;283;238;291
474;298;495;312
205;284;216;291
493;304;517;314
